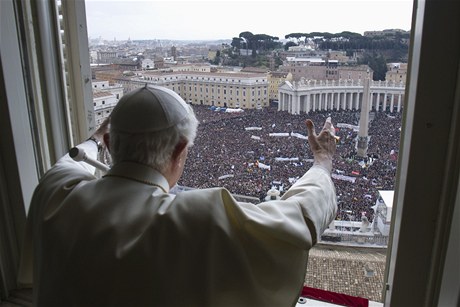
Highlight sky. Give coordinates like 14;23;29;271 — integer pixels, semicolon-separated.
85;0;414;41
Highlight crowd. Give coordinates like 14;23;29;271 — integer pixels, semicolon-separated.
179;104;402;222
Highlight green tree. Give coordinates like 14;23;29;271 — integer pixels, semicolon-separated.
239;31;254;50
231;37;242;49
284;41;298;51
358;52;388;81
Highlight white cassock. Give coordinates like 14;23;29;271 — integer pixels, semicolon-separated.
18;140;337;307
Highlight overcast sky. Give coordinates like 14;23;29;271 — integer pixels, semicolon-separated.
85;0;414;41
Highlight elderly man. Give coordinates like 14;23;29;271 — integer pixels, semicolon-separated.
19;85;337;306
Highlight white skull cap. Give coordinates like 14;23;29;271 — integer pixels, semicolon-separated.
110;85;190;133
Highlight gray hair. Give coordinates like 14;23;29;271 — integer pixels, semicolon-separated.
109;105;199;172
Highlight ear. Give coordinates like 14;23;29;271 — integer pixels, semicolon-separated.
103;133;110;152
171;139;188;162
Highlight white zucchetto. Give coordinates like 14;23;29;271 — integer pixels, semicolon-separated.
111;85;190;133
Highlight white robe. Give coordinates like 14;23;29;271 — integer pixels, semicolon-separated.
18;140;337;307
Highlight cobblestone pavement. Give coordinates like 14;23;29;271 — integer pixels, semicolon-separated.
305;244;387;302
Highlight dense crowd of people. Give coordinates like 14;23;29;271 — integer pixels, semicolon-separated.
179;104;402;222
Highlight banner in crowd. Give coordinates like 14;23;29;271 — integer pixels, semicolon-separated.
245;127;262;131
275;157;299;162
267;132;307;139
258;162;271;170
290;132;308;140
225;108;244;113
269;133;290;137
337;123;359;131
251;135;261;140
218;174;234;180
332;173;357;183
248;162;271;170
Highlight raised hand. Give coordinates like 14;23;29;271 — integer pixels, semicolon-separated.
306;117;337;173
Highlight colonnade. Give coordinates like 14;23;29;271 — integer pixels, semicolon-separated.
278;81;405;114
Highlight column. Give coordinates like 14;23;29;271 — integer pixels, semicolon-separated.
347;92;352;110
282;93;286;111
318;93;322;111
285;94;288;113
325;92;329;110
306;94;311;113
330;92;334;110
338;92;342;110
283;93;287;112
376;93;381;111
390;94;395;113
335;92;338;110
298;95;303;113
331;92;334;110
294;93;300;114
339;92;342;110
313;93;317;112
335;92;340;110
383;93;388;112
332;92;335;110
397;94;402;112
354;92;359;110
322;93;325;111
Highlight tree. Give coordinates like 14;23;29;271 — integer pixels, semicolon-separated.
284;41;298;51
231;37;242;49
253;34;280;51
285;33;308;42
358;52;388;81
239;31;254;50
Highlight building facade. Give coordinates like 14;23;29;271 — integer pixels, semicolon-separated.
162;63;213;73
96;51;118;64
280;57;372;82
386;63;408;84
91;80;124;126
267;71;288;101
117;70;269;109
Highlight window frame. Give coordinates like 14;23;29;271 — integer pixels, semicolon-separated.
384;1;460;306
0;0;94;300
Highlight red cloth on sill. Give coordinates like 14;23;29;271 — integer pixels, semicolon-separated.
301;286;369;307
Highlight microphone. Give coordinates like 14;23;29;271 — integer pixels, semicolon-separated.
69;147;110;172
